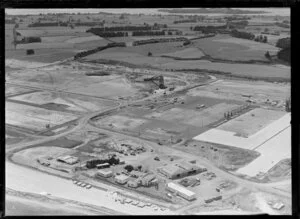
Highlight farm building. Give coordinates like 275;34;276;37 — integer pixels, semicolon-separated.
166;182;196;201
95;169;113;178
56;155;79;165
115;174;130;184
157;161;207;179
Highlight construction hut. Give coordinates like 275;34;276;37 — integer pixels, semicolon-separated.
166;182;196;201
96;169;113;178
130;170;147;178
115;174;130;184
128;180;140;188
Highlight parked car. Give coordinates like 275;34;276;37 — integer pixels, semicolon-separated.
86;184;92;189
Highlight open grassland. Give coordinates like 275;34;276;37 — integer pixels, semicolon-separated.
190;35;279;61
161;60;290;80
5;101;78;132
217;108;286;137
161;47;205;59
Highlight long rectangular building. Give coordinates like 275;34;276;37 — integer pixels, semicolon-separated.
166;182;196;201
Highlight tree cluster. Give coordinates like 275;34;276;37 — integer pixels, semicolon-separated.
28;22;69;27
254;35;268;43
193;25;227;34
230;29;255;40
277;47;290;63
276;37;290;49
132;31;165;36
132;37;187;46
74;22;104;27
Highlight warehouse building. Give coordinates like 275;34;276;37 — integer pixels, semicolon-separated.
57;155;79;165
115;174;130;184
95;169;113;178
141;174;156;187
166;182;196;201
157;161;207;179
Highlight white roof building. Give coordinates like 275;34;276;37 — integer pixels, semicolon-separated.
166;182;196;201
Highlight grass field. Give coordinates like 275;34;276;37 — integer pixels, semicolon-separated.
190;34;279;61
161;47;205;59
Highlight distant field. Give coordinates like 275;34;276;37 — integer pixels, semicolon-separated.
160;60;290;80
161;47;205;59
191;35;278;61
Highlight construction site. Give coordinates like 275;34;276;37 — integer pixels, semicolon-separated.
5;8;291;216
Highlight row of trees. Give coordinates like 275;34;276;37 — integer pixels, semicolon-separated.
90;31;128;38
254;35;268;43
74;42;126;59
86;156;120;169
87;25;158;32
275;22;290;28
173;19;197;24
28;22;69;27
132;31;165;36
132;37;187;46
193;25;227;34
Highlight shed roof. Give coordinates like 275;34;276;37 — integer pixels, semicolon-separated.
167;182;195;197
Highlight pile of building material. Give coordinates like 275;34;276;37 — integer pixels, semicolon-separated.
204;195;222;204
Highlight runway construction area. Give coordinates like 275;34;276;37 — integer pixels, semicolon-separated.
5;101;79;132
193;109;291;177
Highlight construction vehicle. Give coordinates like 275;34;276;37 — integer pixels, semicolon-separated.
144;75;166;89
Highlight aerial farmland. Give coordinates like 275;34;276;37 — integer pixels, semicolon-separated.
5;8;291;216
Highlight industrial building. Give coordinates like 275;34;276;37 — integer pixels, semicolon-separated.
140;174;156;187
96;163;110;169
166;182;196;201
115;174;130;184
95;169;113;178
56;155;79;165
157;161;207;179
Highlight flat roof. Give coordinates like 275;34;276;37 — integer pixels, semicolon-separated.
97;169;112;174
115;174;130;181
160;164;183;175
167;182;195;197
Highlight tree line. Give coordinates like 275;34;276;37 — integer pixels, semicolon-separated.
132;31;165;36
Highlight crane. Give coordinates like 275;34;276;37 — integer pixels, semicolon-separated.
144;75;166;89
